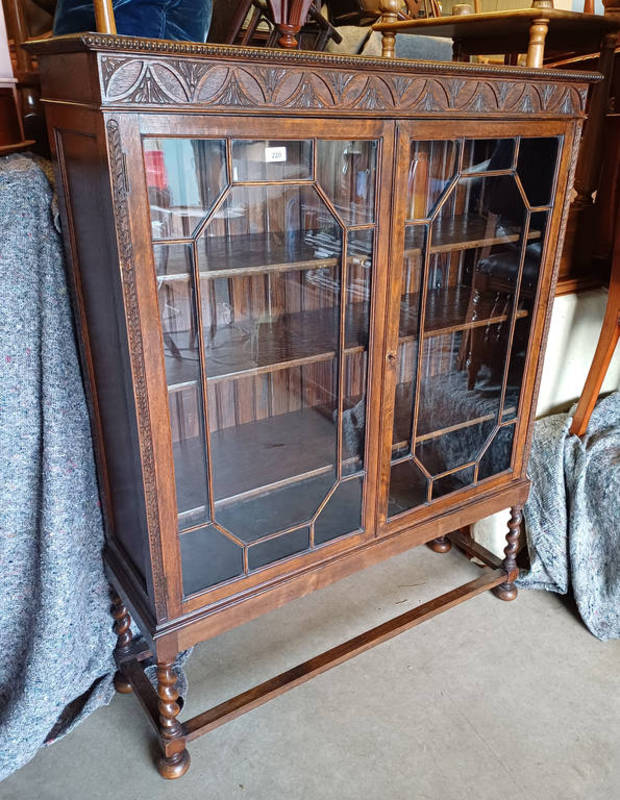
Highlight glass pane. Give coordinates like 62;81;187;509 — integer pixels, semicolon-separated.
415;420;495;476
432;466;475;500
153;241;192;278
144;138;227;240
197;184;341;277
387;134;560;519
180;525;244;597
343;352;368;475
248;528;310;571
156;245;209;531
478;424;515;480
216;472;333;544
231;139;312;182
416;324;509;437
504;211;549;421
391;227;424;458
388;460;428;517
346;228;373;345
317;139;377;225
406;140;458;221
517;137;560;207
463;139;515;173
315;477;363;545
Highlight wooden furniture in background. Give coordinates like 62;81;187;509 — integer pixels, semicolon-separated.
1;0;53;150
28;31;595;778
211;0;342;50
0;0;33;152
374;4;620;67
570;201;620;436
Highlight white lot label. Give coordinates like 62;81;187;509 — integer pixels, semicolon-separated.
265;146;287;162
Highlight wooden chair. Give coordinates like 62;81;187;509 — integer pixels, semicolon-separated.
216;0;343;50
569;199;620;436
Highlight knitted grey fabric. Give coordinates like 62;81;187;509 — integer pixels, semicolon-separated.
518;391;620;641
0;155;116;780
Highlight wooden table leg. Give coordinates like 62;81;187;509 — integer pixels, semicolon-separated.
492;505;521;601
570;205;620;437
380;0;400;58
526;18;548;68
111;591;134;694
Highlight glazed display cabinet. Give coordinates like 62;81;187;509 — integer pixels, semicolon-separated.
28;33;596;778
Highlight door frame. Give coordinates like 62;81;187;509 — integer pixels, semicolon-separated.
376;117;578;537
120;112;397;616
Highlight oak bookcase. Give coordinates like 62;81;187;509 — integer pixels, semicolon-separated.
28;34;597;778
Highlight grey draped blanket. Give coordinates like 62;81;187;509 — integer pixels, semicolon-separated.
0;155;116;780
519;391;620;640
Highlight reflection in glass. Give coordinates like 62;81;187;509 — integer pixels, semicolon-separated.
145;136;378;591
388;136;559;517
463;139;515;173
503;212;548;421
517;137;559;207
180;525;244;597
144;138;227;240
432;466;475;500
415;420;495;476
389;460;428;517
317;139;377;225
248;528;310;570
315;477;363;545
406;141;458;220
231;140;312;182
478;424;515;480
155;245;210;531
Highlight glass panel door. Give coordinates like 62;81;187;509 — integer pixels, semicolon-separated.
143;133;379;596
387;135;560;518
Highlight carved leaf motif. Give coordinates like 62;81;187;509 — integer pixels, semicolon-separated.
286;74;331;108
419;80;448;112
518;88;537;114
538;83;556;110
126;64;185;103
215;71;256;107
445;79;466;108
352;78;393;110
391;75;412;101
256;67;288;102
328;71;356;102
97;53;586;117
175;60;212;100
100;55;121;93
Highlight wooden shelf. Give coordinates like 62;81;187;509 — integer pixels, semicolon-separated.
155;216;539;282
156;229;343;280
174;405;338;514
172;371;519;520
404;215;541;257
164;284;527;390
392;378;519;454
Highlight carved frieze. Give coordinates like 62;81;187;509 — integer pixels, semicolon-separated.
99;54;587;116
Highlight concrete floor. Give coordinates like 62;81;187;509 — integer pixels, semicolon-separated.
2;546;619;800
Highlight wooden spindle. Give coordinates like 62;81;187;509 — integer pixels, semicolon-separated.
493;505;522;601
156;662;191;779
93;0;117;34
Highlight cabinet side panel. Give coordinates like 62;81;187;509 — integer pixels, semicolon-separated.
56;128;150;590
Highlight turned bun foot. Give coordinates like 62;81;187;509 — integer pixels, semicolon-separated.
493;582;518;601
157;749;191;780
427;536;451;553
114;671;133;694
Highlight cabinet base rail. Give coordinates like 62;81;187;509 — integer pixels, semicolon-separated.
115;548;511;776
